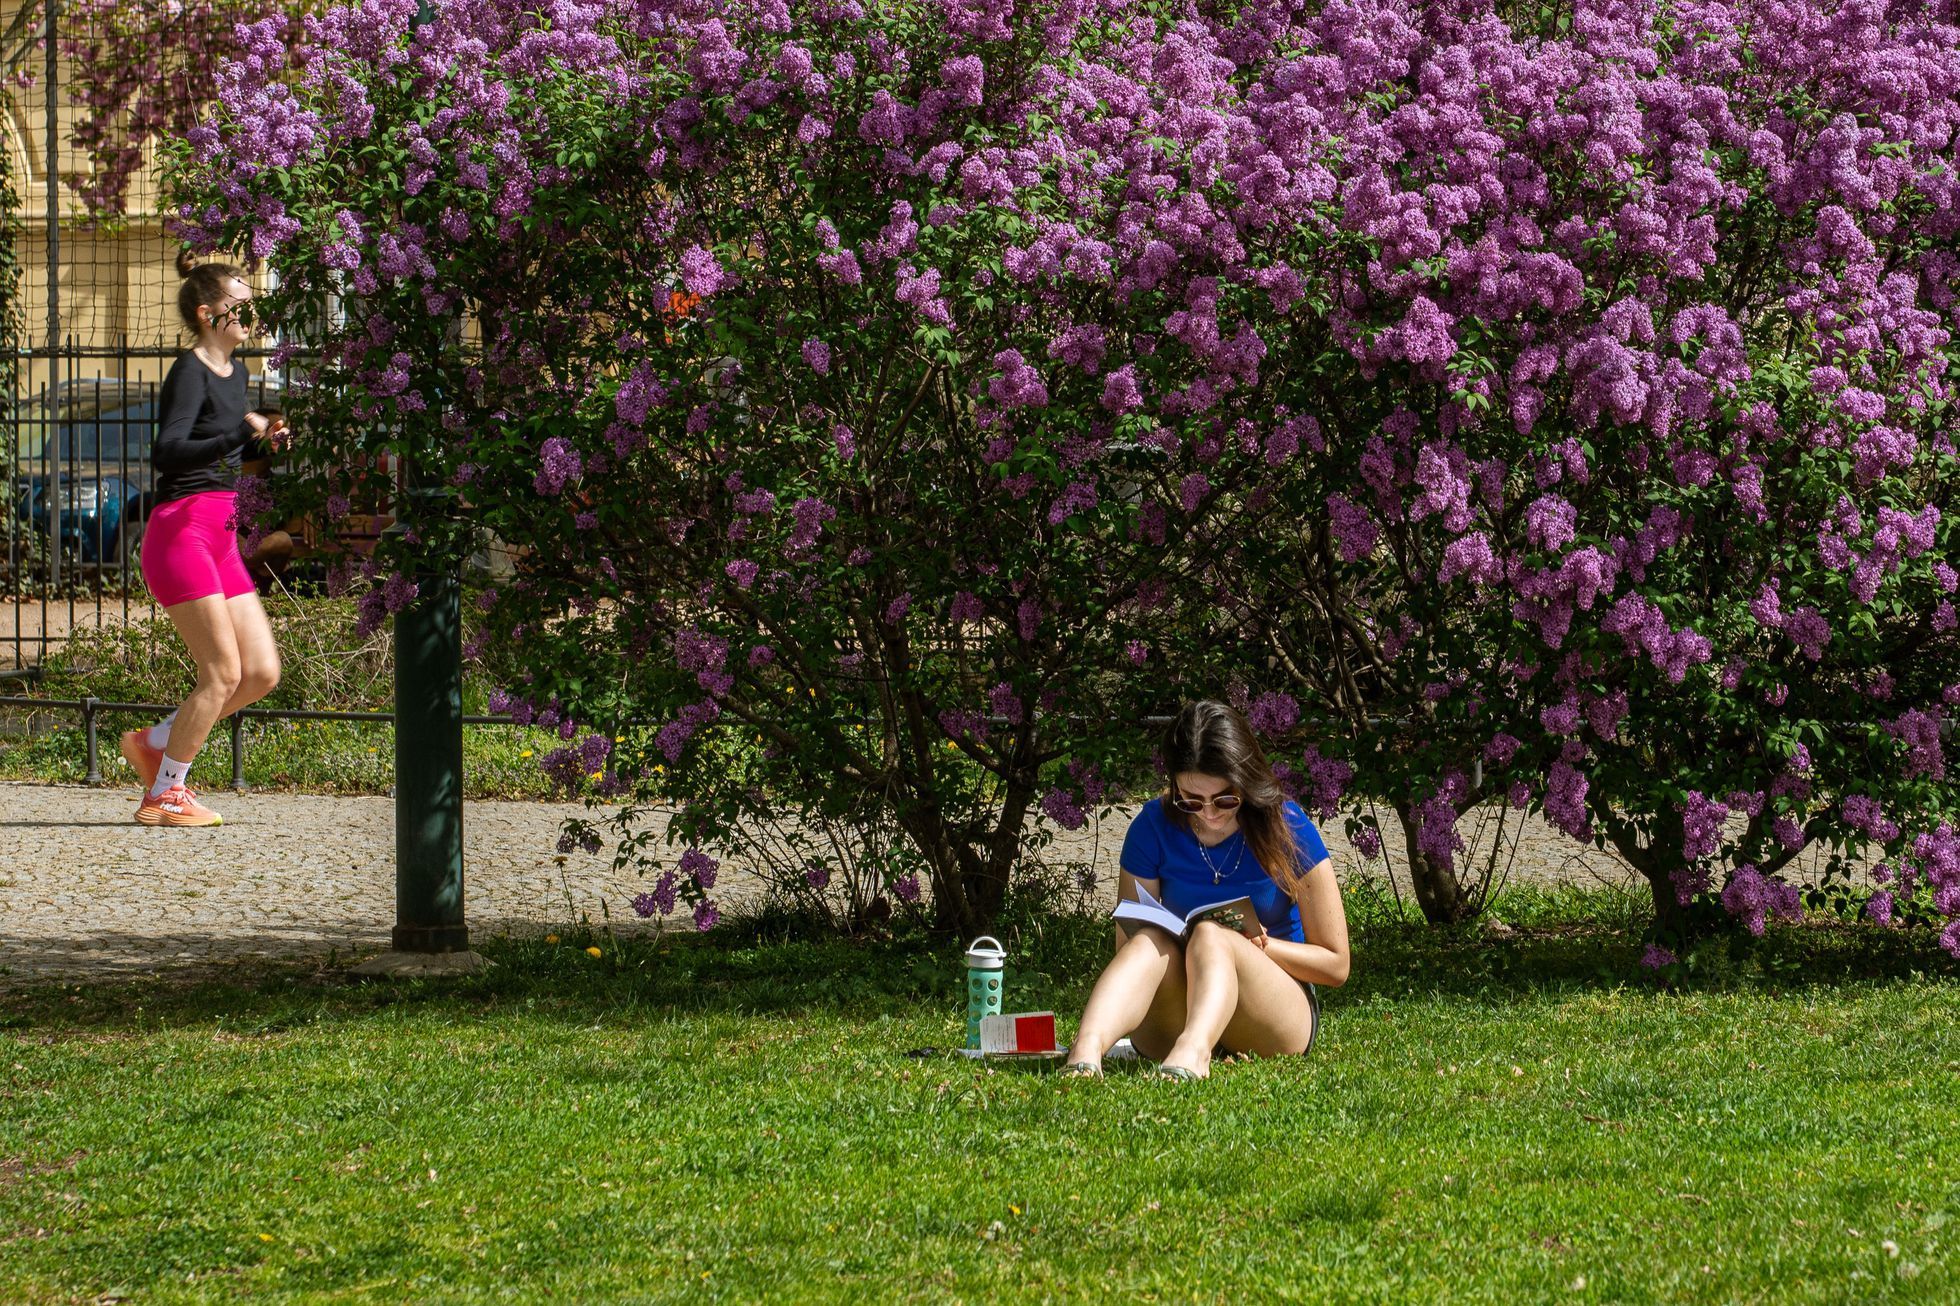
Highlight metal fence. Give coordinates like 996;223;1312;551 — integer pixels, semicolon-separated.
0;694;525;789
1;2;292;672
4;342;299;673
2;337;301;662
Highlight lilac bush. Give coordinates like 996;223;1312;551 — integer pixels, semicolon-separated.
170;0;1960;950
1234;0;1960;941
171;0;1341;931
55;1;316;221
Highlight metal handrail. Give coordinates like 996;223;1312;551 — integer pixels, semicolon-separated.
0;694;520;791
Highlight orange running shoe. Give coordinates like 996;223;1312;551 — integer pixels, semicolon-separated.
135;785;223;827
120;729;165;791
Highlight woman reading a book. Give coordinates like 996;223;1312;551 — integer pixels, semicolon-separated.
1064;700;1350;1080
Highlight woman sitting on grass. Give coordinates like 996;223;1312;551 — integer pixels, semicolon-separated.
1065;700;1350;1080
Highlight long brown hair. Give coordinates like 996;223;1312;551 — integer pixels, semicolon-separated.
1161;700;1300;883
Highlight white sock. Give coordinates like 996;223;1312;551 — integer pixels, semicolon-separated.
150;755;192;798
146;710;178;750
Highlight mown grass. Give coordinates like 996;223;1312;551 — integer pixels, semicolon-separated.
3;892;1956;1303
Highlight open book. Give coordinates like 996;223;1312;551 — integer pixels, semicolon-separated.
1112;883;1264;941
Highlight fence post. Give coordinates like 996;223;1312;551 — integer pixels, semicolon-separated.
230;710;246;792
42;0;59;591
81;694;99;784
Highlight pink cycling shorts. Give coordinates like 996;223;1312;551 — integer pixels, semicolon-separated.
141;490;255;607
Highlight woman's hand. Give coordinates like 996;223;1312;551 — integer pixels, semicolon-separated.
1249;927;1271;950
246;411;290;450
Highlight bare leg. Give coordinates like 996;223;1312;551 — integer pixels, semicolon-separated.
219;591;281;714
161;595;243;763
1160;922;1316;1078
1066;926;1184;1065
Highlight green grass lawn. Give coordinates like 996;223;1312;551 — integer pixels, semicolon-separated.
3;904;1957;1303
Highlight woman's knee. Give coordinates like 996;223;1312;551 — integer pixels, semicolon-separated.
240;656;281;703
196;655;243;699
1185;919;1238;961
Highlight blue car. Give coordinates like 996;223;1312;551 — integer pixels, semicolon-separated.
13;375;285;574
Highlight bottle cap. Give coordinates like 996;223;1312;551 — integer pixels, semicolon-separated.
964;935;1006;970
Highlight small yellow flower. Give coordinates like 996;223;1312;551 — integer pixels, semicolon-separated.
545;934;560;944
589;771;603;780
614;735;625;743
653;765;665;775
521;749;533;758
258;1233;275;1243
586;946;603;958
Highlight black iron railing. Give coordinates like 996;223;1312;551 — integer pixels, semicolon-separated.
0;694;521;791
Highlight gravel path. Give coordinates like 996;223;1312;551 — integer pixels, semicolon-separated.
0;782;1644;985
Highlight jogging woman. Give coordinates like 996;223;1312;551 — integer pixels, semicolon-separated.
119;260;283;826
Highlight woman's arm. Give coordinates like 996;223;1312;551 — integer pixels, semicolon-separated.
1256;858;1351;986
1112;868;1162;952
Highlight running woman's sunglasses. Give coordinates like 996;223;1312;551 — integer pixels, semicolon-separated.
1170;791;1242;814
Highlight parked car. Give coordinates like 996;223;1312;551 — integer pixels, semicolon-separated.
12;378;165;569
8;373;373;578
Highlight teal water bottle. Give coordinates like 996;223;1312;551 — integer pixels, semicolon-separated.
964;935;1006;1051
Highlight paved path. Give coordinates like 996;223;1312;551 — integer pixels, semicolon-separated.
0;783;1642;985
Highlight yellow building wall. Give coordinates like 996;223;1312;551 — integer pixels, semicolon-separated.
5;0;246;375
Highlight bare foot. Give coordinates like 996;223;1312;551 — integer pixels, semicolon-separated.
1063;1035;1108;1071
1158;1040;1212;1080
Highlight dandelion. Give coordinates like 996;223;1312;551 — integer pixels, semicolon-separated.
544;934;559;944
586;946;603;958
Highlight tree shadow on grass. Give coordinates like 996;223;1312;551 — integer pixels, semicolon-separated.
0;911;1953;1037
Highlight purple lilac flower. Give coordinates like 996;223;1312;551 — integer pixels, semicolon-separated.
1042;788;1087;830
679;847;719;891
1247;692;1299;735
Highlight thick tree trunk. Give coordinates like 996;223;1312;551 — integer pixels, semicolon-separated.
1603;808;1702;940
1398;801;1475;925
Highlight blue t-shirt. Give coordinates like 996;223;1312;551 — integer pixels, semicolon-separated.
1119;798;1332;944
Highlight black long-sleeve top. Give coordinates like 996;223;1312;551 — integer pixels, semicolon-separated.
153;350;257;504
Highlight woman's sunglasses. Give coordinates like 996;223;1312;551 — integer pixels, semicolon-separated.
1171;791;1242;814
